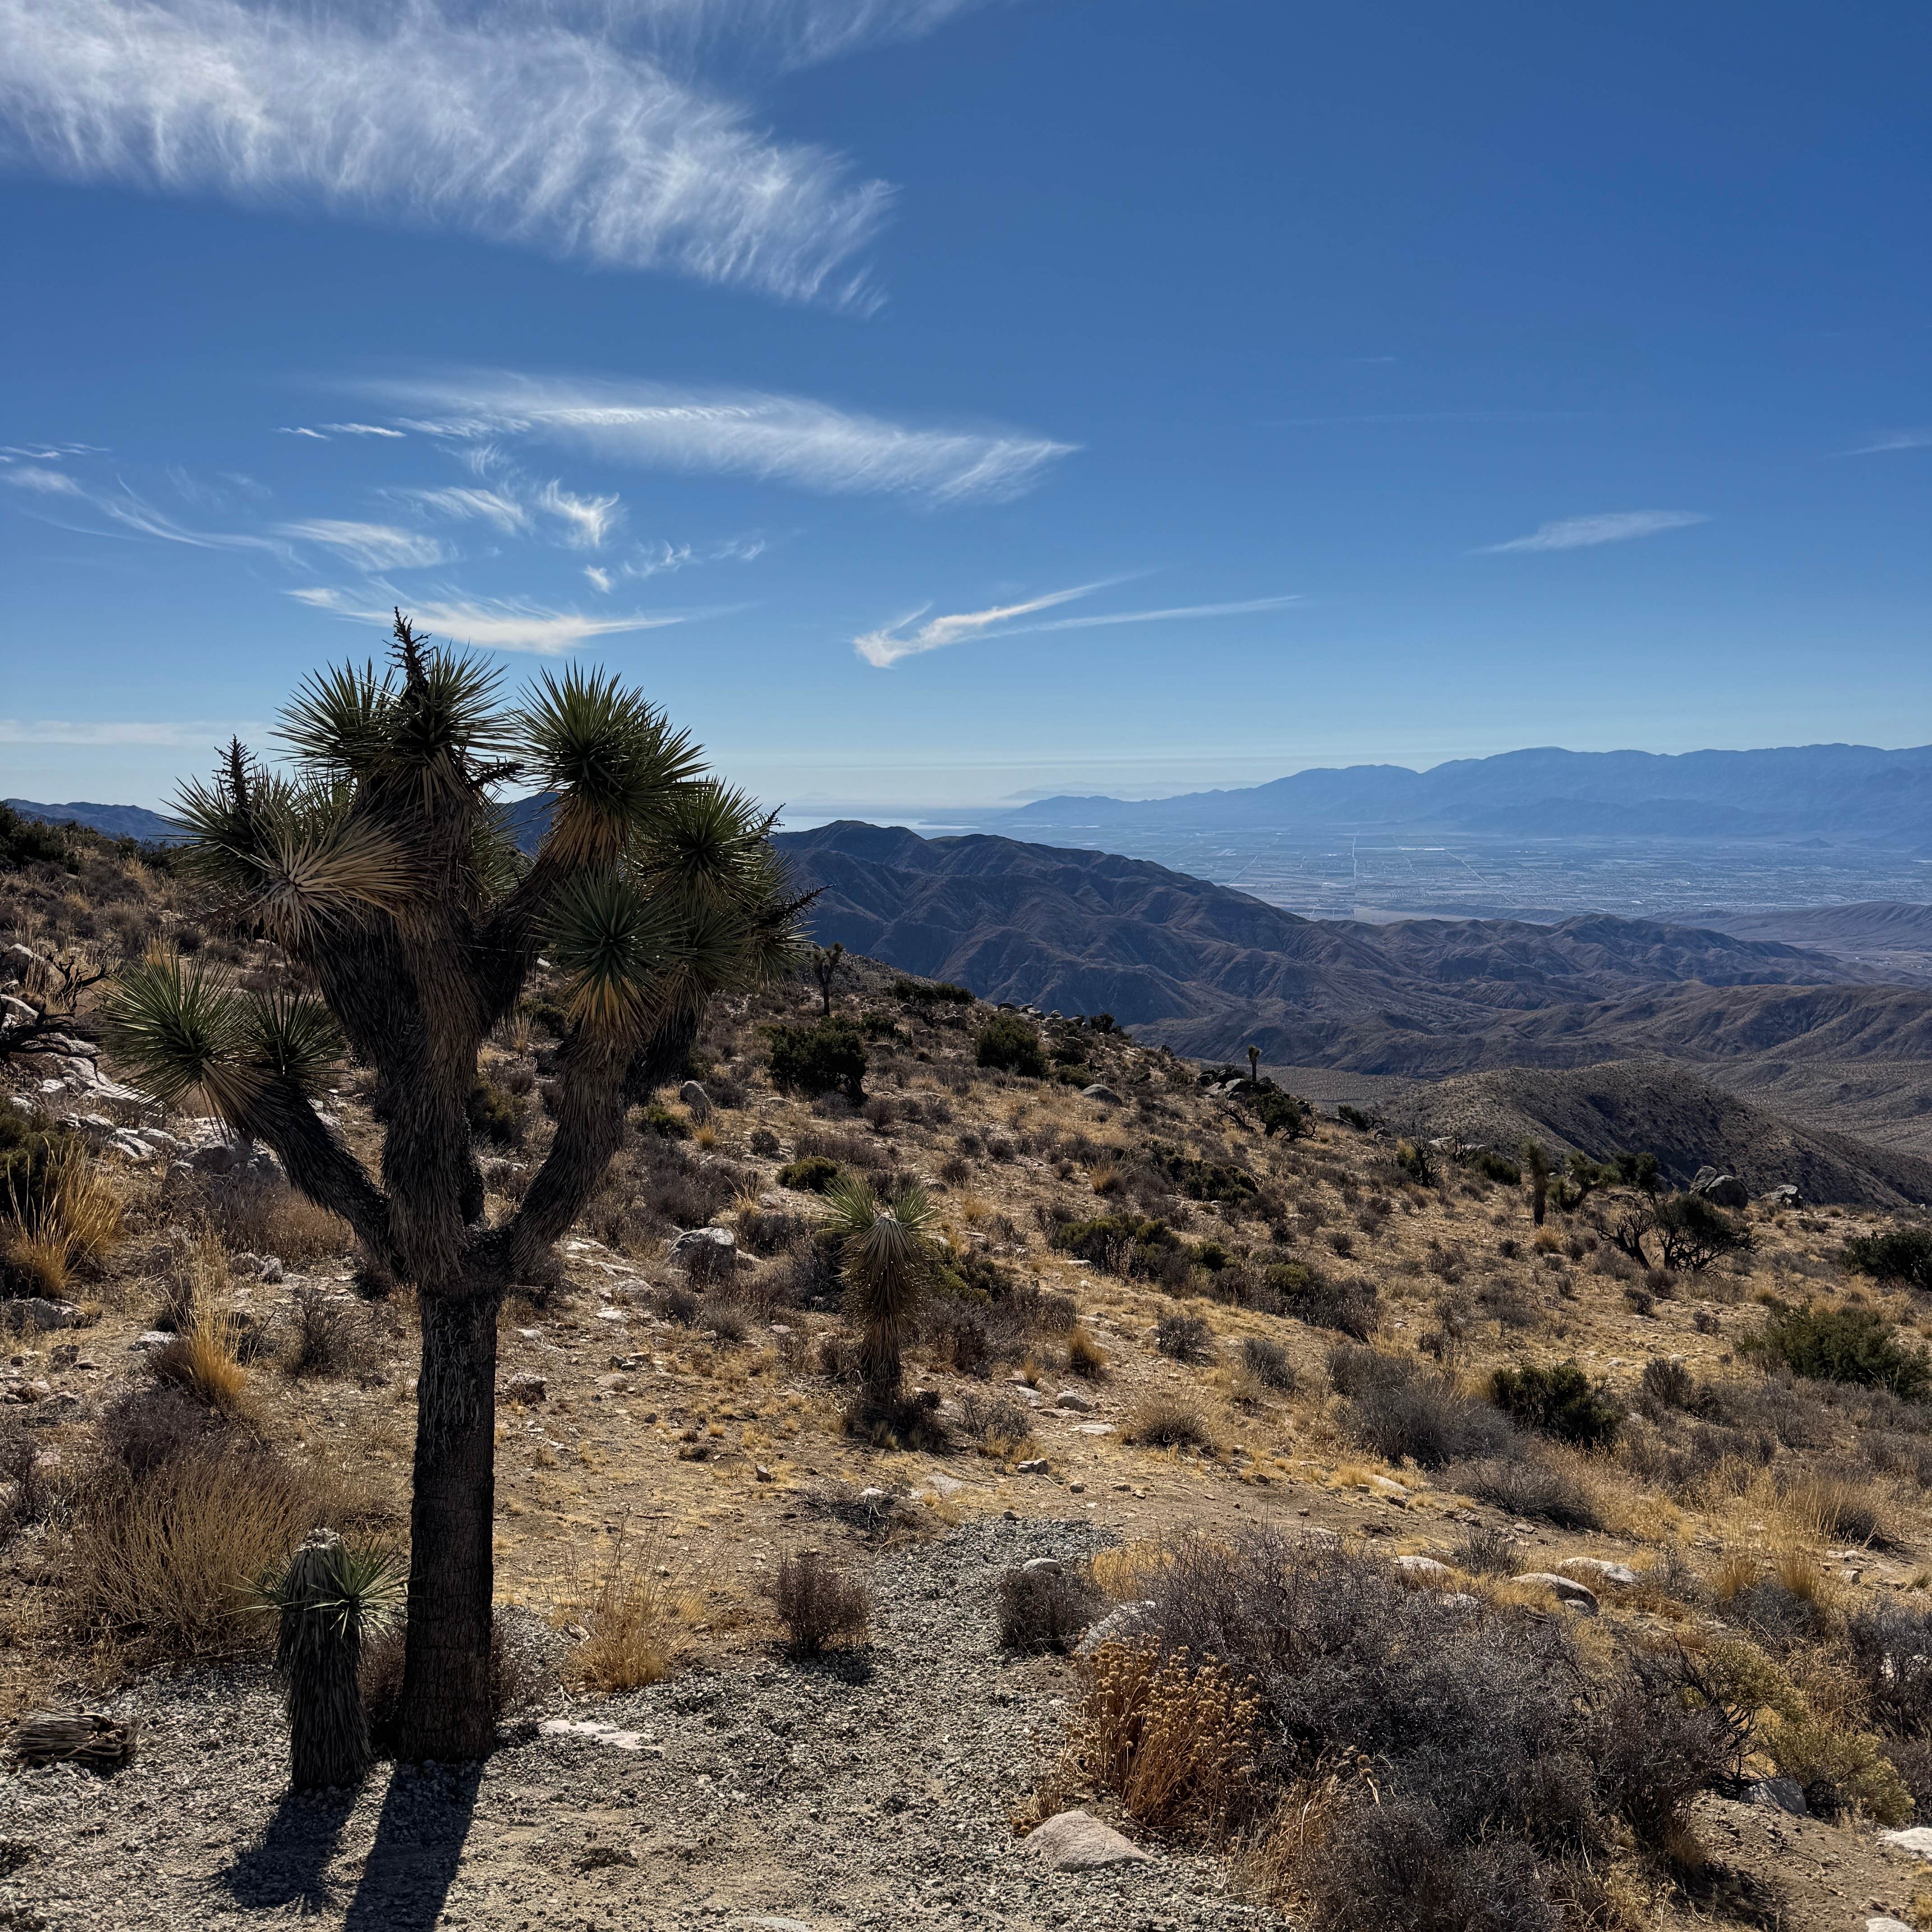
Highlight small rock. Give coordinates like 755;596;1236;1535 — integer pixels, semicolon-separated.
1075;1422;1115;1436
0;1298;83;1334
669;1226;735;1259
1512;1572;1599;1614
503;1371;547;1403
1394;1555;1452;1582
745;1919;814;1932
1025;1809;1154;1871
755;1465;774;1482
1366;1475;1408;1505
1748;1776;1808;1817
1022;1557;1063;1574
1869;1921;1917;1932
1054;1388;1093;1413
1016;1458;1048;1475
1077;1602;1157;1655
678;1080;713;1120
1557;1557;1639;1590
1080;1085;1123;1106
1880;1826;1932;1855
129;1330;175;1352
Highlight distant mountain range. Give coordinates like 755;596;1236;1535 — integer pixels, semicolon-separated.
774;819;1932;1161
7;799;186;842
1001;741;1932;846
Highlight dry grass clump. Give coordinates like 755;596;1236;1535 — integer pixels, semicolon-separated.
149;1303;253;1418
1329;1345;1515;1470
201;1178;353;1265
556;1523;692;1690
1154;1313;1214;1364
1126;1394;1214;1451
768;1550;870;1660
66;1422;377;1666
1064;1324;1109;1380
957;1391;1035;1458
1;1139;122;1296
1046;1639;1260;1835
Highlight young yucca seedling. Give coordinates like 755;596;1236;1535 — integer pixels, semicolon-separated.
256;1530;403;1790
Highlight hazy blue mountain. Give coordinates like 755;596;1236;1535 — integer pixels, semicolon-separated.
1003;742;1932;845
5;799;186;843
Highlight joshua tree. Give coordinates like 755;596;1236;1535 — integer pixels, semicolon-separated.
810;940;846;1016
823;1174;940;1418
105;616;803;1758
259;1530;402;1789
1246;1044;1260;1083
1521;1138;1551;1226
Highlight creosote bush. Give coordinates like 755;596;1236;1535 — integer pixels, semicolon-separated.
974;1013;1048;1078
1489;1358;1624;1449
768;1550;870;1660
766;1017;868;1102
1329;1346;1514;1469
1844;1227;1932;1292
1127;1394;1213;1450
1743;1299;1932;1397
1155;1312;1214;1364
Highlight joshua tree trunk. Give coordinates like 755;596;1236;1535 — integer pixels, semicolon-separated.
398;1289;502;1759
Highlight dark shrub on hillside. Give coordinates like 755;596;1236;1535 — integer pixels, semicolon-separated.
1845;1601;1932;1747
1330;1347;1517;1469
768;1551;870;1660
1052;1213;1180;1279
778;1154;842;1193
1845;1228;1932;1292
1448;1453;1602;1529
465;1076;527;1147
1155;1313;1215;1363
1336;1104;1380;1134
997;1564;1103;1653
1147;1143;1259;1205
1652;1192;1753;1272
975;1013;1048;1077
737;1209;804;1256
638;1101;690;1140
765;1018;867;1102
892;977;974;1007
1265;1261;1379;1340
1490;1359;1624;1450
749;1126;781;1157
1469;1149;1522;1186
1742;1300;1932;1398
1241;1336;1296;1391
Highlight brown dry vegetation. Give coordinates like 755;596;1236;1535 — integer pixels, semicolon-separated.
8;815;1932;1927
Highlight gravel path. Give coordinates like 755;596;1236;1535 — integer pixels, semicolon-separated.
1;1518;1266;1931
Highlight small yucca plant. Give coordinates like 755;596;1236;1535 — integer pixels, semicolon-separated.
823;1175;941;1418
257;1530;403;1790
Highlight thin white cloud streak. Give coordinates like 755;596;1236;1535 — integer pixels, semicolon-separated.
386;485;533;534
855;580;1116;667
0;0;891;307
0;717;251;746
11;470;294;557
1;466;85;495
580;0;1013;71
537;479;623;548
277;427;330;440
363;371;1073;501
1023;595;1303;633
584;566;613;592
274;519;450;569
318;422;405;437
1845;430;1932;455
289;584;715;653
1477;511;1706;554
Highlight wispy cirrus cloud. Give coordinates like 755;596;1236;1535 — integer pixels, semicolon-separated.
1844;430;1932;456
0;465;86;495
588;0;1015;72
536;479;623;549
289;584;724;654
0;0;892;307
854;586;1300;667
1476;510;1706;555
273;519;450;570
11;469;293;557
362;370;1073;502
384;485;534;535
0;716;253;746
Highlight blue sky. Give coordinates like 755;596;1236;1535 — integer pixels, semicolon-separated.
3;0;1930;812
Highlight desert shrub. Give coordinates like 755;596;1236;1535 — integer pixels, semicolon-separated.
1052;1212;1180;1279
556;1526;685;1691
777;1154;842;1193
749;1126;781;1157
1240;1336;1296;1392
1127;1394;1212;1449
67;1438;376;1665
765;1018;867;1102
975;1013;1048;1077
736;1208;803;1256
1489;1359;1623;1450
997;1564;1104;1653
1449;1524;1518;1576
1467;1149;1522;1187
1844;1227;1932;1292
1336;1105;1380;1133
956;1391;1035;1455
1155;1313;1215;1363
0;802;75;869
0;1421;57;1539
1638;1356;1695;1412
768;1550;870;1659
639;1101;690;1140
1448;1452;1601;1529
1617;1191;1753;1272
199;1178;352;1265
1845;1603;1932;1798
285;1285;370;1381
1063;1530;1728;1921
1065;1325;1109;1379
1054;1639;1260;1836
1743;1299;1931;1398
1263;1262;1378;1340
892;976;973;1007
1146;1144;1259;1206
1330;1347;1516;1469
465;1076;527;1148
